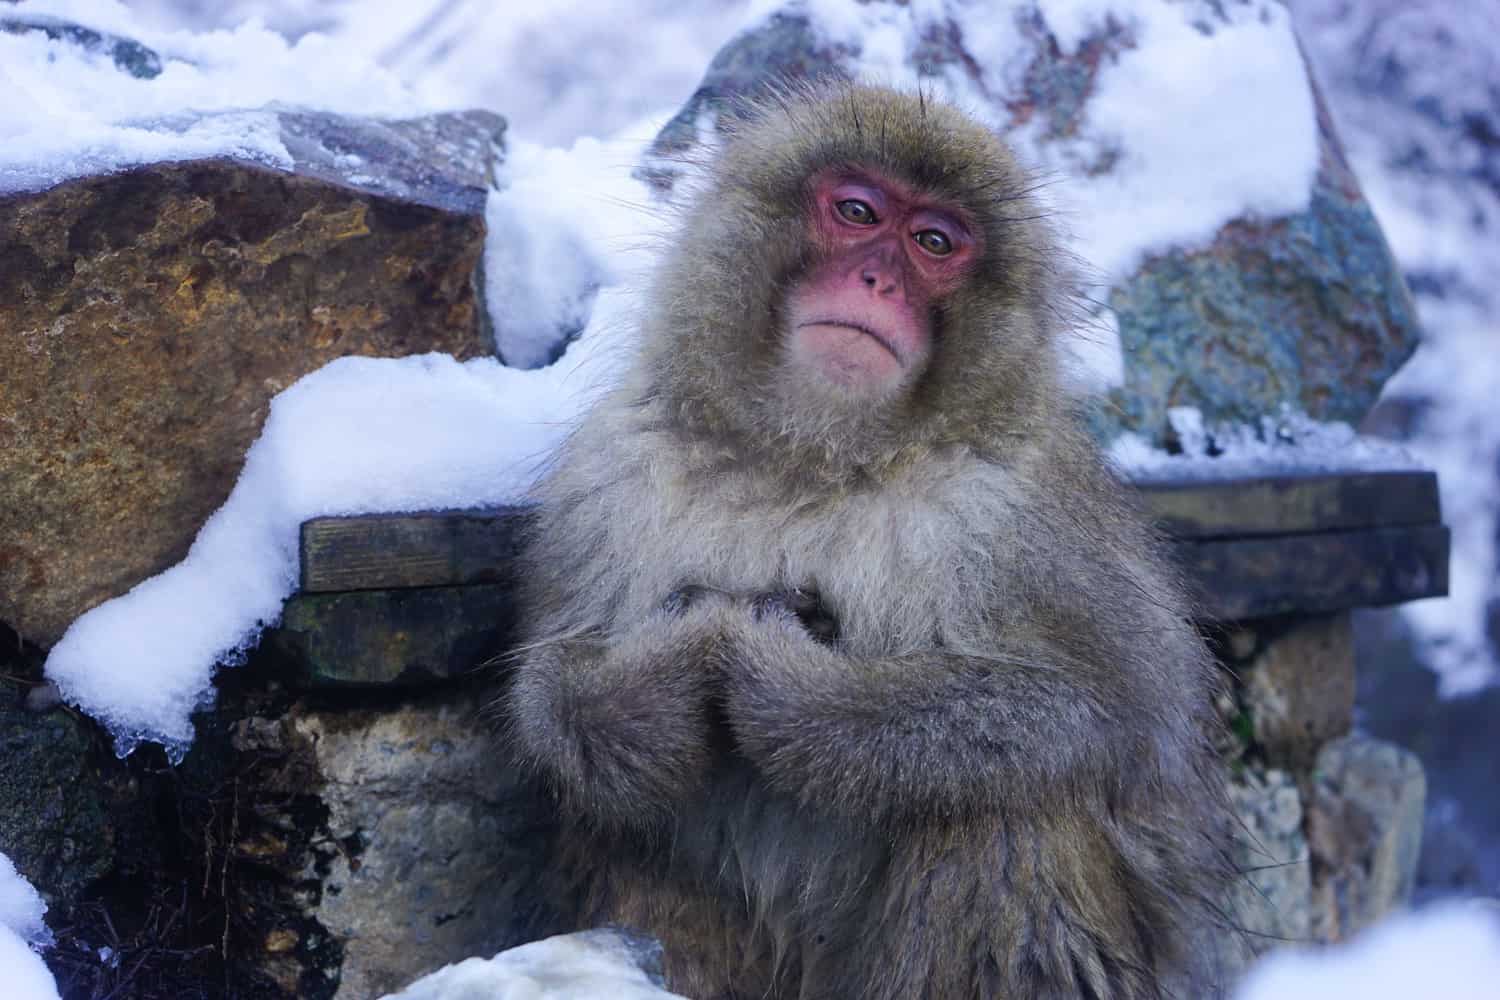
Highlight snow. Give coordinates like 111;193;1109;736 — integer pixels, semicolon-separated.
123;0;757;148
46;339;636;757
1295;1;1500;694
1109;406;1423;481
1235;903;1500;1000
0;854;60;1000
0;0;432;193
380;930;684;1000
17;0;666;752
1020;0;1318;281
485;128;673;368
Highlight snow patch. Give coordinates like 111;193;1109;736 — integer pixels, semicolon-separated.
0;0;431;193
486;124;673;368
122;0;760;148
1010;0;1319;280
46;334;633;755
22;0;673;753
1235;904;1500;1000
381;929;685;1000
0;853;59;1000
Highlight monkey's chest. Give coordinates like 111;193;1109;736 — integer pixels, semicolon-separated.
618;485;978;648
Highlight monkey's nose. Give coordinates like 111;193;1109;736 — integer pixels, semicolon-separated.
861;268;899;295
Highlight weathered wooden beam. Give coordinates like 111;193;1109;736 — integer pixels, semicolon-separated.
1133;470;1440;540
1177;524;1450;621
300;473;1442;592
271;583;516;687
300;507;528;593
273;520;1449;686
294;473;1450;632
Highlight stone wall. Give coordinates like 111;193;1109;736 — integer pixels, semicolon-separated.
1219;614;1427;961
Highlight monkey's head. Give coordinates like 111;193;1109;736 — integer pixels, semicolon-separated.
642;84;1073;473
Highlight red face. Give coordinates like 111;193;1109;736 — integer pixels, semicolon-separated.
785;169;979;396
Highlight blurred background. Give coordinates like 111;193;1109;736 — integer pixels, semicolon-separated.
115;0;1500;899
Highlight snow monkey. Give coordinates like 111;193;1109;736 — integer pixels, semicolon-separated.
505;85;1230;999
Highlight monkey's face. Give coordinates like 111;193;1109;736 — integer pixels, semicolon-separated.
783;169;979;401
647;86;1065;470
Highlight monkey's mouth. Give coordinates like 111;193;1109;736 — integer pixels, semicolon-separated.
796;320;902;363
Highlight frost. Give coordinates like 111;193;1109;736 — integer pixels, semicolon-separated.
1109;405;1424;481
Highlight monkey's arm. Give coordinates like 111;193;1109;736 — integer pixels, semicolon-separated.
507;599;730;829
721;611;1161;825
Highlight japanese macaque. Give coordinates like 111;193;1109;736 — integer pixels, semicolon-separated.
505;85;1230;999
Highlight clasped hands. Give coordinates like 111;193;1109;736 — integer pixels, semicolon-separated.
661;583;839;646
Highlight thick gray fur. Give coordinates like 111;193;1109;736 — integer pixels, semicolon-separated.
504;85;1232;999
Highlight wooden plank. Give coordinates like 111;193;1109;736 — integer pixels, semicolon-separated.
280;512;1448;687
296;474;1449;623
1132;470;1440;541
271;583;516;687
299;474;1442;594
300;507;528;593
1176;523;1450;621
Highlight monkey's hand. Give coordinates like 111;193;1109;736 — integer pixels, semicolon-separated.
507;592;734;830
721;618;1131;827
750;588;840;644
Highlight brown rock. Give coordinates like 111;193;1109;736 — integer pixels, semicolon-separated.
1244;614;1357;769
0;110;504;645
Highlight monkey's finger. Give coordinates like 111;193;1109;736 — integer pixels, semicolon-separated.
662;585;707;616
750;591;799;624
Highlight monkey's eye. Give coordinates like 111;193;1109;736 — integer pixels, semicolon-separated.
914;229;953;256
835;199;878;225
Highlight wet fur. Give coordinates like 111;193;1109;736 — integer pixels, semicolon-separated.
504;85;1230;999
